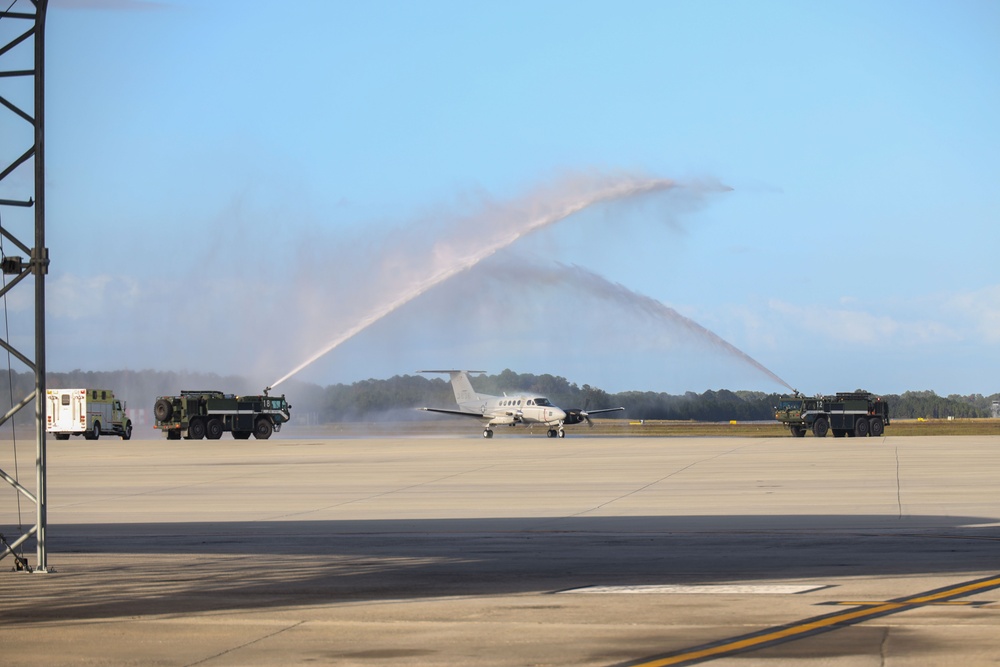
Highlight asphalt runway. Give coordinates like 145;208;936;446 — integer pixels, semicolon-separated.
2;433;999;666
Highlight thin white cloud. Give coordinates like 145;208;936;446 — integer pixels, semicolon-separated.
46;273;142;320
937;284;1000;344
766;297;971;346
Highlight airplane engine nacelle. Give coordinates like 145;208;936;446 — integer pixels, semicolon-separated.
491;415;520;425
563;409;590;426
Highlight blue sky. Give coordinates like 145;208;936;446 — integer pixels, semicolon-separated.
1;0;997;396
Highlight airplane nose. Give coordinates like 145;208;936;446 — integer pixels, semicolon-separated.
553;408;567;421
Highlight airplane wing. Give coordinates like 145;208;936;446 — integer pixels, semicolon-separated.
418;407;487;420
583;407;625;416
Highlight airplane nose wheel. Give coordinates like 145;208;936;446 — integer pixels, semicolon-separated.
483;429;493;438
558;429;565;438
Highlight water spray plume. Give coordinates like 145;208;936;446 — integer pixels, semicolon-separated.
271;175;677;389
487;259;794;392
567;264;795;391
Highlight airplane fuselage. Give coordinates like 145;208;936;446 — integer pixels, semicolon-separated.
418;370;624;439
461;395;568;428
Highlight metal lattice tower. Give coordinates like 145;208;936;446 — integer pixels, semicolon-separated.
0;0;48;573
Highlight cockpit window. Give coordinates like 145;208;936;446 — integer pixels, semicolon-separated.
534;398;551;406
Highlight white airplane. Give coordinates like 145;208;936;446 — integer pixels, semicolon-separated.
417;370;624;438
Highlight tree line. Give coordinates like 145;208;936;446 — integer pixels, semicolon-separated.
0;369;996;430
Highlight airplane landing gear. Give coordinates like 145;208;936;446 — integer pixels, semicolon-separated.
558;428;565;438
483;428;494;438
546;429;557;438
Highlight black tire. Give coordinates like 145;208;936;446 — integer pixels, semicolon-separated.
855;417;870;438
206;418;224;440
811;417;829;438
833;429;845;438
154;399;173;422
790;425;806;438
232;431;252;440
253;418;273;440
83;421;101;441
483;429;493;439
122;422;132;441
187;419;206;440
869;418;884;437
55;433;70;440
166;430;181;440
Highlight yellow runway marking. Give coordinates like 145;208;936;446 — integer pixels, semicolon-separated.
614;574;1000;667
829;600;978;606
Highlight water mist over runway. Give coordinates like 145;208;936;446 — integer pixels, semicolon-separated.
480;259;794;391
271;174;680;389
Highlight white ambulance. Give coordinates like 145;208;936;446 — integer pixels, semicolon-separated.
45;388;133;440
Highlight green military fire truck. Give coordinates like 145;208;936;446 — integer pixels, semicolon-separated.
775;391;890;438
153;390;291;440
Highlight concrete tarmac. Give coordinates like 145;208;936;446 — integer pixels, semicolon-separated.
2;434;999;666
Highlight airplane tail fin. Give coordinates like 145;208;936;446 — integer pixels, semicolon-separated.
418;370;485;405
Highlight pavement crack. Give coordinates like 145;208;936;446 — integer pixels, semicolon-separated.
570;443;752;517
895;445;903;519
265;465;498;520
183;620;305;667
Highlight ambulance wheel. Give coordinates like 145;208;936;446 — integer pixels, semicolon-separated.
187;419;206;440
253;419;273;440
122;422;132;441
84;421;100;440
55;433;70;440
154;399;173;422
870;418;884;437
206;418;224;440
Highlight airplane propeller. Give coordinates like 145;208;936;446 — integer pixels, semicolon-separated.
563;408;593;427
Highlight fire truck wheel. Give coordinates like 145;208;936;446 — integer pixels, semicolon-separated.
206;418;224;440
869;418;884;437
253;419;273;440
188;419;206;440
232;431;251;440
855;418;870;438
811;417;829;438
154;399;173;422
